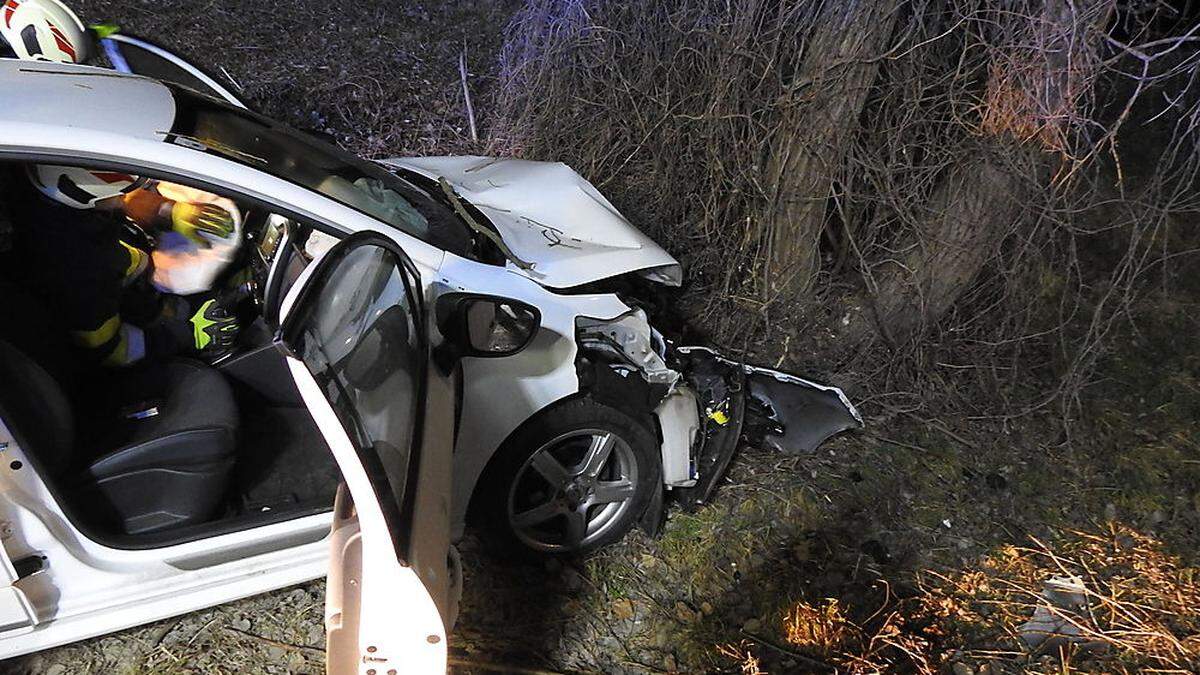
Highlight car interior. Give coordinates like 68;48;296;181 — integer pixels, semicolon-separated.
0;160;344;548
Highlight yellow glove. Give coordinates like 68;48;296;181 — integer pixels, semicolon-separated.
170;202;235;247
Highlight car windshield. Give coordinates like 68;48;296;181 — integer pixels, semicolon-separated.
165;87;474;256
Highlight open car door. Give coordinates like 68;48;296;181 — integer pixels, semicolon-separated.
277;231;458;674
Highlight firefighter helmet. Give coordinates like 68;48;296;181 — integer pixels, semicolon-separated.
0;0;91;63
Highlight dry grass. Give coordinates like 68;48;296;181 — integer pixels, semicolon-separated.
741;523;1200;674
783;599;851;655
715;641;766;675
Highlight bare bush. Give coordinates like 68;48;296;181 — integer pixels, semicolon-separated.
491;0;1200;416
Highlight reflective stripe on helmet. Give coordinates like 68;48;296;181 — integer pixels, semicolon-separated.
3;1;18;30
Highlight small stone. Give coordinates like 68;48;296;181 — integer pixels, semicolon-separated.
674;601;698;624
1104;503;1117;520
233;618;251;632
640;554;659;570
266;646;286;661
700;601;714;616
612;598;635;620
742;618;761;632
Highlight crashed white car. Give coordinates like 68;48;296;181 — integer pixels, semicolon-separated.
0;37;860;670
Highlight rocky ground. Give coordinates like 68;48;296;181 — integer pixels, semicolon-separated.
4;1;1199;674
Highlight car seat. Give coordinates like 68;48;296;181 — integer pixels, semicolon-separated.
0;281;240;535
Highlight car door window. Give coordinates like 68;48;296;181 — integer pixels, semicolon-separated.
281;236;427;559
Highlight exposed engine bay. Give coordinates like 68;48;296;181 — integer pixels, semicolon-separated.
573;300;863;513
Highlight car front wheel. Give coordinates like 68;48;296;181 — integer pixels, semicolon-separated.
477;398;660;556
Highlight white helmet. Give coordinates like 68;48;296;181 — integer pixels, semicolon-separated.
0;0;90;63
27;165;148;209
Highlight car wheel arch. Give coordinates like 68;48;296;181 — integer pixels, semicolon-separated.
465;393;663;555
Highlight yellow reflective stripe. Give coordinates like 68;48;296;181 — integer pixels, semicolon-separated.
119;241;149;280
99;325;146;367
72;315;121;349
100;329;131;367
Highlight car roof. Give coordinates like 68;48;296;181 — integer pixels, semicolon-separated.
0;58;175;140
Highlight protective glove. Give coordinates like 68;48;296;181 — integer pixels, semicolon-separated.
189;298;239;361
171;202;236;248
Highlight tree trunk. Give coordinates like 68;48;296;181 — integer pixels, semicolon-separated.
763;0;899;297
862;151;1030;344
849;0;1101;346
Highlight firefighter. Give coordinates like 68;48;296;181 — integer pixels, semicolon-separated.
11;165;241;366
2;1;241;366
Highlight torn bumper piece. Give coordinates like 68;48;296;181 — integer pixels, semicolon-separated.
671;347;863;508
574;310;862;510
741;362;863;454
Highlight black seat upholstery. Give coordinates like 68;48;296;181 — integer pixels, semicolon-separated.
0;338;239;535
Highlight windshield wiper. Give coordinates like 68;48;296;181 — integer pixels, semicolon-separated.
437;177;534;271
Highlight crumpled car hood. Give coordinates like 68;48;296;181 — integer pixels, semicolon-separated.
384;156;682;289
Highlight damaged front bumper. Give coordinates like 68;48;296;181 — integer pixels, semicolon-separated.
670;346;863;508
575;311;863;510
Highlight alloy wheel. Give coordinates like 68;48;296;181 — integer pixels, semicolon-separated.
506;428;639;553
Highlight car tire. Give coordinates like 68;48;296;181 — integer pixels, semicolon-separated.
475;397;661;557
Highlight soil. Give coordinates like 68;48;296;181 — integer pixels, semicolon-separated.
3;2;1199;674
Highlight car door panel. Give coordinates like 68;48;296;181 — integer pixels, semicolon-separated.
278;231;456;673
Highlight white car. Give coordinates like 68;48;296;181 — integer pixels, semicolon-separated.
0;38;861;671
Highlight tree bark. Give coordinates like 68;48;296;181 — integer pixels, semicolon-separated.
850;0;1100;347
763;0;899;297
862;151;1029;344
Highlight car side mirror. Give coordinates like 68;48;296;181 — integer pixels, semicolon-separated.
435;293;540;359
